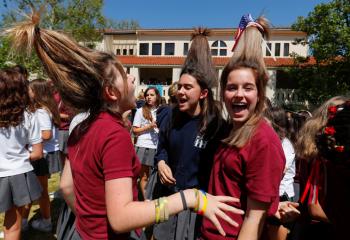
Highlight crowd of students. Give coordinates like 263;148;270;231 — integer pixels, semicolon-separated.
0;8;349;240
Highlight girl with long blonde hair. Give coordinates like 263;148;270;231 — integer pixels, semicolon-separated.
201;14;286;240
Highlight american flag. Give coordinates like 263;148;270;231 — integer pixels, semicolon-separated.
231;14;255;51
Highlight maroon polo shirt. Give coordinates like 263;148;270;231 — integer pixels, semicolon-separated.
68;112;141;240
201;120;285;239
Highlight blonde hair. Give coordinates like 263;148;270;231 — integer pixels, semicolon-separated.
295;96;350;160
5;8;128;132
222;16;270;148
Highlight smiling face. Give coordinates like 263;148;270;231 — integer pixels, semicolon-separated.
224;68;259;129
177;73;208;116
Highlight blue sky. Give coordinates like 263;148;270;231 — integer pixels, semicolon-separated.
0;0;331;28
103;0;330;28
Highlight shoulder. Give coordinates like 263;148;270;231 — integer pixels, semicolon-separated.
252;119;280;145
35;108;51;117
94;112;127;135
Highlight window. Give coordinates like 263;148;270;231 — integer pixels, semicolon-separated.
139;43;149;55
275;43;281;57
165;43;175;55
183;43;189;55
123;49;127;55
152;43;162;55
283;43;290;57
266;43;272;56
129;49;134;55
116;49;121;55
211;40;227;56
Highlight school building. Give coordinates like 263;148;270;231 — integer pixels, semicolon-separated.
96;28;313;105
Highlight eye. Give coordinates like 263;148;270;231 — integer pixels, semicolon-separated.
226;85;237;91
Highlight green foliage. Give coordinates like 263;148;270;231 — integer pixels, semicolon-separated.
290;0;350;106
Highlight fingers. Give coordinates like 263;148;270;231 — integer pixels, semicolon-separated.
214;195;241;203
218;202;244;215
162;166;176;183
209;215;226;237
215;209;239;228
158;168;176;185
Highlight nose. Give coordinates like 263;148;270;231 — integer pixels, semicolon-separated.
235;87;244;98
177;86;184;95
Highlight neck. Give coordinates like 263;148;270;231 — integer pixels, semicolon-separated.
186;103;201;117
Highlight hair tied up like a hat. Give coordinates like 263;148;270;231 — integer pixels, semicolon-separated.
191;27;211;40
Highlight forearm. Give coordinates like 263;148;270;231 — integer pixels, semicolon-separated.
108;189;195;233
237;213;266;240
132;125;152;135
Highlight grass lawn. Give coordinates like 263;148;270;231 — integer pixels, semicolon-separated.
0;173;63;240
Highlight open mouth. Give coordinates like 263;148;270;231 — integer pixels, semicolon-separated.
231;102;248;113
178;99;187;104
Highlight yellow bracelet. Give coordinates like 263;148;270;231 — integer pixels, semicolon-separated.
155;199;160;223
197;190;208;216
193;188;200;212
158;197;169;223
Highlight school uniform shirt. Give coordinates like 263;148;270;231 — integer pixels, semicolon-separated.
133;107;158;149
0;111;42;177
156;110;221;191
279;137;296;197
201;120;285;240
68;112;141;240
35;108;59;153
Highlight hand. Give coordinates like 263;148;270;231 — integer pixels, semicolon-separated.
149;121;157;129
157;160;176;186
275;201;300;223
204;192;244;236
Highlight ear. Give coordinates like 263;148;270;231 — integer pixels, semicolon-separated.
199;89;208;100
104;85;119;101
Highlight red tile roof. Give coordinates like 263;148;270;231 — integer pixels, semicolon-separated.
117;56;316;68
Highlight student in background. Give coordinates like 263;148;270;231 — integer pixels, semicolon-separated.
132;86;161;199
22;79;61;232
0;69;43;239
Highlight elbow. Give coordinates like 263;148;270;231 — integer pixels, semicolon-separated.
31;152;43;161
109;217;131;234
60;180;74;197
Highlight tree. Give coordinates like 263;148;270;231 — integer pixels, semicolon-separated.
289;0;350;107
0;0;140;74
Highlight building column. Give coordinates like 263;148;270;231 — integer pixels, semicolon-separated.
172;68;182;83
266;69;276;101
130;67;141;95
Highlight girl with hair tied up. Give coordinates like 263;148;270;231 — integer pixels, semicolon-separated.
153;28;234;240
5;8;242;239
0;68;43;239
200;14;286;240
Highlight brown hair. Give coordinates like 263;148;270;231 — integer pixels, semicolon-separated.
5;8;128;133
142;87;161;122
295;96;349;160
0;69;30;128
222;16;270;148
180;27;222;134
29;79;61;127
